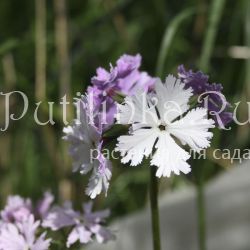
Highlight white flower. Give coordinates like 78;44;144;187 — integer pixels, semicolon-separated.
115;75;215;177
86;164;112;199
63;96;112;199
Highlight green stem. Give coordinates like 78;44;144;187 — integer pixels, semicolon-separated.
156;7;196;78
197;177;206;250
199;0;226;72
149;167;161;250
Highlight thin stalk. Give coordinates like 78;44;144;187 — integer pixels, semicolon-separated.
149;167;161;250
245;0;250;98
2;53;16;90
197;1;226;249
35;0;46;101
197;176;206;250
156;7;196;78
54;0;71;99
151;7;196;250
199;0;226;72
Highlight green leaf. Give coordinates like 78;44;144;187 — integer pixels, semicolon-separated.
156;7;196;77
0;39;18;56
199;0;226;72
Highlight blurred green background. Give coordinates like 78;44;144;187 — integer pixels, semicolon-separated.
0;0;249;222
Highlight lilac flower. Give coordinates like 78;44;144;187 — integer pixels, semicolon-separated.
1;196;32;223
91;54;141;88
64;54;156;199
0;215;51;250
36;192;54;219
83;202;114;244
90;54;156;127
63;96;112;199
43;201;114;248
178;65;233;128
49;203;93;247
67;224;92;247
42;202;80;230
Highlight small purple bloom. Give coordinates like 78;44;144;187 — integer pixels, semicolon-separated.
43;201;114;248
1;196;32;223
67;225;92;247
90;224;115;243
116;54;141;78
178;65;233;128
42;202;80;230
90;54;156;127
0;215;51;250
36;192;54;219
83;202;110;224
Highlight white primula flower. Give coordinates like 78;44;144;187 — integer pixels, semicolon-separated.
63;96;111;199
115;75;215;177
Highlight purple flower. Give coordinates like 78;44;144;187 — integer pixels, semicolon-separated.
90;224;115;244
83;202;110;224
67;224;92;247
83;202;114;243
90;54;156;127
42;202;92;248
42;202;80;230
36;192;54;219
116;54;141;78
1;196;32;223
178;65;233;128
0;215;51;250
64;54;156;198
43;201;114;248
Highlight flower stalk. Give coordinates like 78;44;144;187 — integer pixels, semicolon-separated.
149;167;161;250
197;177;206;250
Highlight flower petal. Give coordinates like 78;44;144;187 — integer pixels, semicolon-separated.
151;132;191;177
154;75;193;123
168;108;215;152
116;128;159;166
116;91;159;127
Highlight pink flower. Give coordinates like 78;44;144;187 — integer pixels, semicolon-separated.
43;201;115;248
0;215;51;250
1;196;32;223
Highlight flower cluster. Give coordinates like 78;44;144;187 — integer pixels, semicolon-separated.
43;201;115;248
89;54;156;126
64;54;233;199
0;193;114;249
178;65;233;128
64;54;156;198
0;193;52;250
63;96;112;199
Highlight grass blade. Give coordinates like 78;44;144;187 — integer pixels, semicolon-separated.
156;7;196;77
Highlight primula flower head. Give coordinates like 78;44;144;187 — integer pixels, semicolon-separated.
1;196;32;223
115;75;215;177
64;54;157;199
63;96;112;199
43;201;115;248
89;54;156;127
0;215;51;250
